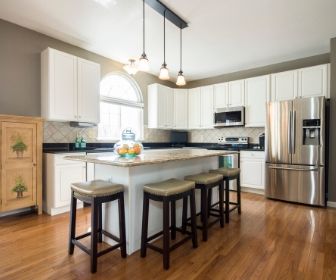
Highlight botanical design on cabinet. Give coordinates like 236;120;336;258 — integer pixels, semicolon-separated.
11;135;27;158
12;176;28;199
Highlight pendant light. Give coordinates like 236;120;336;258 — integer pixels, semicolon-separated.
123;59;138;75
159;10;169;80
138;0;149;71
176;27;186;86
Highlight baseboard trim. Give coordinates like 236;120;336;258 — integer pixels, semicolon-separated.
241;187;265;196
327;201;336;208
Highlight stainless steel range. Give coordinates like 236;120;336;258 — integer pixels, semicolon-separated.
217;136;249;149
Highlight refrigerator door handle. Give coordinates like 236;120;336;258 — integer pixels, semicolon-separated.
292;111;296;154
268;165;319;171
288;111;292;154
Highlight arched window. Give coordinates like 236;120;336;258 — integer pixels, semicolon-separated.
98;73;144;140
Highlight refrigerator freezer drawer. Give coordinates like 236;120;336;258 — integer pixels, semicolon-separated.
265;163;325;206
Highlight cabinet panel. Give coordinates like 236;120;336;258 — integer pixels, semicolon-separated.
214;83;228;109
174;89;188;129
77;58;100;123
245;75;270;127
48;49;77;121
188;88;201;129
228;80;245;107
240;159;264;189
165;87;174;128
271;70;298;101
298;64;328;98
200;86;214;128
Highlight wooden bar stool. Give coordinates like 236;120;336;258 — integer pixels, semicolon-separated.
68;180;126;273
184;173;224;242
210;168;241;223
140;178;198;270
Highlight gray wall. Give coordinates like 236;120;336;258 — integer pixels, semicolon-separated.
328;38;336;202
188;54;330;88
0;19;174;123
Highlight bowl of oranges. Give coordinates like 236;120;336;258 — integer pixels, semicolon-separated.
114;128;143;158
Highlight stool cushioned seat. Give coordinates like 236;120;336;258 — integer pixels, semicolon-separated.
185;173;223;185
144;179;195;196
71;180;124;197
210;168;240;178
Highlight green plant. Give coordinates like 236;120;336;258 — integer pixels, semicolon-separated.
12;176;27;193
11;136;27;152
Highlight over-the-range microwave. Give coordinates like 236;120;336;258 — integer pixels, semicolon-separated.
214;106;245;127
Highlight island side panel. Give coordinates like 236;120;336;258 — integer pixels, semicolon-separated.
94;156;219;254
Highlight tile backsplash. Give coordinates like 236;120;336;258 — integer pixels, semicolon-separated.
43;122;264;144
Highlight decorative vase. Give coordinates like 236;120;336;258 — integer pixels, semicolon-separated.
16;191;23;198
16;150;24;158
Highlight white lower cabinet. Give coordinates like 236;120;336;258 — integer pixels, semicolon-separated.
240;151;265;190
43;153;87;215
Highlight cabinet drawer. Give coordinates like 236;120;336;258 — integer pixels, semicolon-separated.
240;151;265;159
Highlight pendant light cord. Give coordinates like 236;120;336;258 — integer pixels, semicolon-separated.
142;0;145;54
163;9;166;65
180;27;182;71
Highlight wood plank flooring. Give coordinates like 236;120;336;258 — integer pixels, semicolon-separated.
1;192;336;280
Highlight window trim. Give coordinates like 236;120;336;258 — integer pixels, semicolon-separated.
97;71;144;141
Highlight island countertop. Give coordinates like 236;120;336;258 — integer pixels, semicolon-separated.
65;148;237;167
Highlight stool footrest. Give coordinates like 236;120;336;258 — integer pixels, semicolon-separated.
75;232;91;240
146;235;192;255
72;239;91;255
102;230;120;243
97;243;122;257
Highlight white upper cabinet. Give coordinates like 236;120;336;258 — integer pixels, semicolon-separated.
214;83;228;109
228;79;245;107
77;58;100;123
41;48;101;123
200;86;214;128
173;89;188;130
298;64;329;98
271;70;298;101
188;87;201;129
148;84;174;129
244;75;270;127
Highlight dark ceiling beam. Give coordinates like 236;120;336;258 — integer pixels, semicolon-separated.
145;0;188;29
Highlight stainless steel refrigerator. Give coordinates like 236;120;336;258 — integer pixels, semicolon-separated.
265;96;326;206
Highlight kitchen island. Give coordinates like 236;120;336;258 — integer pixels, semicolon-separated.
66;148;237;254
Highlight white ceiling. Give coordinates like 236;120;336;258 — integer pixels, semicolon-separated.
0;0;336;81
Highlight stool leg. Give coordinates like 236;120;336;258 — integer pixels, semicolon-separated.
118;193;127;258
68;191;77;255
237;176;241;214
200;186;208;241
182;196;188;234
140;193;149;258
98;203;103;243
90;198;99;273
225;178;230;223
171;200;176;240
190;189;198;248
219;181;224;228
207;188;212;218
163;198;170;270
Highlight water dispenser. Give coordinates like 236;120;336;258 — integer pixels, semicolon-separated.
302;119;320;145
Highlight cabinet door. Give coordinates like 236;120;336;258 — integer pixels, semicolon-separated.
55;163;86;208
1;122;37;212
228;80;245;107
77;58;101;123
48;49;78;121
214;83;228;109
200;86;214;128
188;88;201;129
174;89;188;129
298;64;328;98
245;75;270;127
240;159;264;189
164;86;174;129
271;70;298;101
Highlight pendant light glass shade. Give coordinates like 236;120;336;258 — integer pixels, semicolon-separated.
176;71;186;86
138;53;149;71
159;63;170;80
138;0;149;72
176;27;186;86
123;59;138;75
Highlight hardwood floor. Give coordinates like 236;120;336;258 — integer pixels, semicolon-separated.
1;192;336;280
